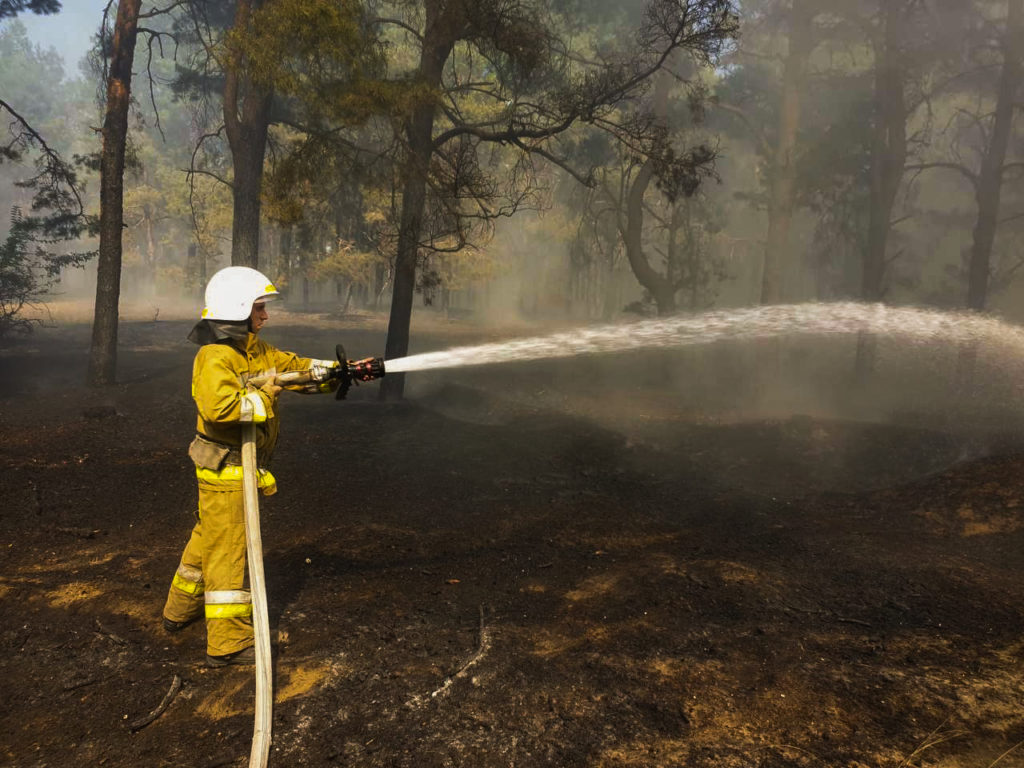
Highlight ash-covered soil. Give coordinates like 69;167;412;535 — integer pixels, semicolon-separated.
3;311;1024;768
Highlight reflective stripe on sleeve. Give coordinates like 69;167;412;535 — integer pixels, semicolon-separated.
204;589;253;619
239;391;267;423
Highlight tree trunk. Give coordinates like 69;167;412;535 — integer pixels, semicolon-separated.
621;74;678;316
144;206;156;296
267;225;279;282
623;162;677;315
761;0;813;305
956;0;1023;395
601;259;619;321
381;2;457;400
666;202;681;289
186;242;203;299
967;0;1023;311
374;263;390;309
856;0;907;379
381;138;431;398
224;0;273;269
87;0;141;386
863;1;906;304
280;226;292;286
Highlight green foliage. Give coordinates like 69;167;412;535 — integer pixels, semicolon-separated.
0;206;87;338
0;20;65;125
311;240;381;286
652;140;718;203
0;21;94;313
231;0;394;125
0;209;38;337
0;0;60;20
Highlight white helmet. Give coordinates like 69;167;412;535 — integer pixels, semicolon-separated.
201;266;280;322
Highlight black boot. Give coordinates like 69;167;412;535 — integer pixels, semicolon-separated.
162;615;199;633
206;645;256;668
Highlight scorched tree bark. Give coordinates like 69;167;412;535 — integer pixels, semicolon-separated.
224;0;273;269
381;0;458;400
88;0;142;386
966;0;1023;312
761;0;814;305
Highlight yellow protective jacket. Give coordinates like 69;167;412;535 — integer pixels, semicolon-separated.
191;333;335;468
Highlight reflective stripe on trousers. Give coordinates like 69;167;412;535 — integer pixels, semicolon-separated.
205;589;253;619
195;464;277;495
171;562;204;596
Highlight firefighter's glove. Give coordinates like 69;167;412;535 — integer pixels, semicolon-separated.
258;376;283;398
328;356;384;399
309;360;340;383
347;357;385;383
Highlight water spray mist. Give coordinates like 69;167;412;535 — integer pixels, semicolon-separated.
384;302;1024;375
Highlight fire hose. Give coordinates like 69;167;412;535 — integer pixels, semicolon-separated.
239;423;271;768
241;345;384;768
246;344;386;399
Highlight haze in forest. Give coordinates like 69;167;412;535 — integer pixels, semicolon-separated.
2;0;1023;415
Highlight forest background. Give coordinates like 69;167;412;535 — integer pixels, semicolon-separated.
2;0;1023;393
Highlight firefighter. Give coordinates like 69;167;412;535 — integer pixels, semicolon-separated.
162;266;342;667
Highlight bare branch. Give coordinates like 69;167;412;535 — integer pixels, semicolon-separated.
369;16;424;43
712;100;770;155
0;98;86;217
186;167;232;187
186;125;229;251
510;137;593;187
904;161;979;188
138;29;174;142
431;9;735;150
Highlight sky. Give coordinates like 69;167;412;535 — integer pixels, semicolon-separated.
16;0;111;74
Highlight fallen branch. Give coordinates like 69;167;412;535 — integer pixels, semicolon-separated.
129;674;182;732
782;603;872;628
55;526;100;539
990;739;1024;768
94;619;127;646
409;605;491;708
63;677;99;692
781;602;827;615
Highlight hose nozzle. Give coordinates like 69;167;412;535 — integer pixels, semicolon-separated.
333;344;385;399
347;356;385;382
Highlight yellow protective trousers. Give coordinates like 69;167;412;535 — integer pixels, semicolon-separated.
165;332;333;656
163;468;276;656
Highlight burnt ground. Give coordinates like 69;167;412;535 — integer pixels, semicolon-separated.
4;310;1024;768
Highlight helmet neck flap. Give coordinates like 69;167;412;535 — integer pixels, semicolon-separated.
187;318;250;346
